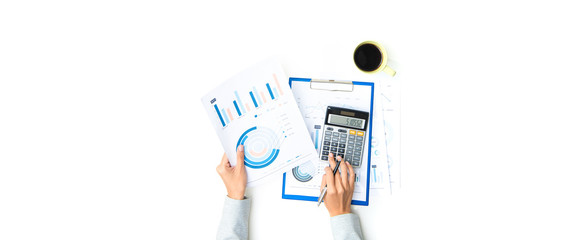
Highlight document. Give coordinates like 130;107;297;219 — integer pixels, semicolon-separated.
201;60;318;186
282;79;373;205
378;79;401;191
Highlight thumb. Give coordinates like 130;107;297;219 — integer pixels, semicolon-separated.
236;145;245;168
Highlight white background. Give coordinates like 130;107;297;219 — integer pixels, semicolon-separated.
1;0;584;239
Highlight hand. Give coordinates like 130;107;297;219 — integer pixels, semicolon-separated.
216;145;247;200
320;153;356;217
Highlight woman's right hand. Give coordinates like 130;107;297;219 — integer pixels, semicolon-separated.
320;153;356;217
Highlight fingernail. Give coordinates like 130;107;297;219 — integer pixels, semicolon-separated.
329;152;333;157
238;145;243;152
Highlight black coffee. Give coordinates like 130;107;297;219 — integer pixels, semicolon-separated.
354;43;382;72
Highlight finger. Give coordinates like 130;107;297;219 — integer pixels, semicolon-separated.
320;174;326;192
217;153;229;172
221;153;229;164
324;166;336;193
339;155;349;189
334;160;343;193
236;145;245;169
347;161;356;190
328;152;335;167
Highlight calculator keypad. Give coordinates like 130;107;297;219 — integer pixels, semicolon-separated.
321;126;366;167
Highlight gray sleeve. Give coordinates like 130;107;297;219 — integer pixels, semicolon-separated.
216;196;251;240
330;213;364;240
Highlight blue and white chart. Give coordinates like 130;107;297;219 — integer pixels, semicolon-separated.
201;60;318;186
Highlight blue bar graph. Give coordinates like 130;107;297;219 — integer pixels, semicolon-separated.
266;83;275;100
214;104;225;127
315;129;319;149
249;91;258;107
253;87;262;105
213;81;284;128
221;108;230;124
314;125;321;149
233;100;241;116
234;91;246;114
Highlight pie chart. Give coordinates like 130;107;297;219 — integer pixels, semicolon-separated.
292;161;316;182
236;126;280;169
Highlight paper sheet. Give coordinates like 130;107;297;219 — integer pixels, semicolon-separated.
369;90;390;189
201;60;318;186
378;79;401;191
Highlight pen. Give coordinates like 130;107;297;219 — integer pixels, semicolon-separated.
317;157;341;207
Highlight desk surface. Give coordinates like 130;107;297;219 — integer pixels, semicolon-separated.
2;1;584;239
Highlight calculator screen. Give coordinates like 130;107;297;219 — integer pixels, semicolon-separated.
328;114;365;129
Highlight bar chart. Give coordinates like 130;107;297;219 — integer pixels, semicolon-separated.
212;73;285;127
201;59;318;186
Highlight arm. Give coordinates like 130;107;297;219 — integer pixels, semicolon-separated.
216;145;249;240
330;213;363;240
216;196;250;240
321;153;363;240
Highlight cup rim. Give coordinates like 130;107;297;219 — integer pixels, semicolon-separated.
354;40;388;74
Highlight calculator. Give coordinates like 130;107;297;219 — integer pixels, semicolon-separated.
319;106;369;167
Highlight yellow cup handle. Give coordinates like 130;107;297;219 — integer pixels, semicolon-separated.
382;65;396;76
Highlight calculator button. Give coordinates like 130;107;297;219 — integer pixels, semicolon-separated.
332;132;339;137
332;137;339;142
356;136;364;141
321;156;329;160
323;141;330;146
346;150;352;155
321;150;329;155
331;147;337;152
325;131;332;136
355;146;362;152
353;156;361;161
357;131;364;136
339;143;345;148
338;149;344;153
337;153;344;158
323;146;330;150
324;136;331;141
347;145;353;149
352;161;360;166
348;140;354;145
355;141;362;146
346;155;352;161
331;142;338;147
348;135;355;140
338;129;347;133
349;130;356;135
340;133;347;138
327;127;334;131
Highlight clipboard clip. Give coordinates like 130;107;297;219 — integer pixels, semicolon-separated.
310;79;354;92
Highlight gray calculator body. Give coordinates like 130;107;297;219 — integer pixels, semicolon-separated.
319;106;369;167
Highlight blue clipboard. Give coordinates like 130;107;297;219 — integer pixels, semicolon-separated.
282;77;374;206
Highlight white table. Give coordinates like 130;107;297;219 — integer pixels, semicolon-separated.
2;1;584;239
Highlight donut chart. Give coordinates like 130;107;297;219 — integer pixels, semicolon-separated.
292;161;316;182
236;126;280;169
